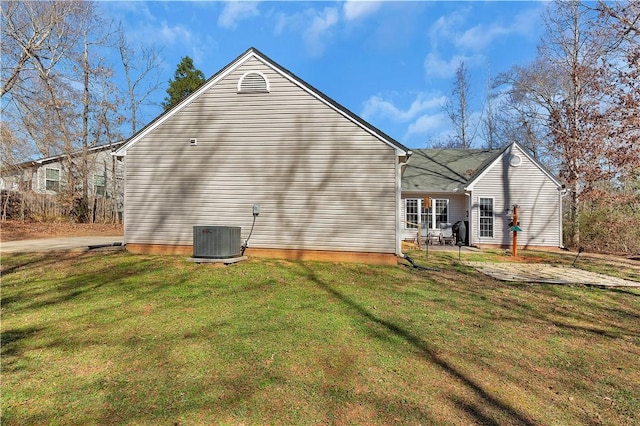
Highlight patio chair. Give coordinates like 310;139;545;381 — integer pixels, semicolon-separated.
439;223;455;245
427;228;441;245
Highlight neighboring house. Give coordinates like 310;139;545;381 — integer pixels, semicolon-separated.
401;141;564;249
1;141;125;203
114;47;411;264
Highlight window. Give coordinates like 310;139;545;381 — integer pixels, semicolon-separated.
405;198;448;229
94;174;106;196
479;198;494;238
406;199;419;228
45;168;60;192
433;199;449;229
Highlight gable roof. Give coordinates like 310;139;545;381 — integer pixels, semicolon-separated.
402;141;562;193
3;140;126;173
115;47;410;157
465;141;562;189
402;147;499;193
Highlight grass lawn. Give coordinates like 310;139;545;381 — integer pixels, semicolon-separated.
1;249;639;425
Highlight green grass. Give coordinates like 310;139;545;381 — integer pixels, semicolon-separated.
1;250;639;425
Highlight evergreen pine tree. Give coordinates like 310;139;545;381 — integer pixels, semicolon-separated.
162;56;205;111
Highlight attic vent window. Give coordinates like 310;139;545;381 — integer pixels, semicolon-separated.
509;154;522;167
238;71;270;93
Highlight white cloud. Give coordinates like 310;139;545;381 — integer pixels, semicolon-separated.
275;7;339;57
430;6;542;52
406;112;448;136
456;24;510;51
304;7;339;56
362;92;446;122
157;21;193;46
428;8;469;51
218;1;260;29
343;0;382;21
423;52;483;79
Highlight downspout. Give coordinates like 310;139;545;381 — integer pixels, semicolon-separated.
559;186;569;249
112;150;126;245
396;153;411;259
464;190;472;246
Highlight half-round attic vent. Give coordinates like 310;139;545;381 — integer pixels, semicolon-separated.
237;71;270;93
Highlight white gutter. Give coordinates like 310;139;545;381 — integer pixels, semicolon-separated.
559;187;569;248
396;157;410;258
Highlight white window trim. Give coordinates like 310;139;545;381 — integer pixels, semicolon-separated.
45;167;60;192
404;198;449;230
479;197;495;238
94;174;106;196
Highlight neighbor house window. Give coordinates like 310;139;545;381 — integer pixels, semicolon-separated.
405;198;448;229
479;197;494;238
45;168;60;192
94;174;106;196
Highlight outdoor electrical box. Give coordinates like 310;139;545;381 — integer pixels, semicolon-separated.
253;204;260;216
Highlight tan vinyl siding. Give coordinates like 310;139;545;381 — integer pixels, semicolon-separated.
470;145;561;247
124;57;398;253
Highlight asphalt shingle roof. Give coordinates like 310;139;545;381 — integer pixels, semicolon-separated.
402;148;500;193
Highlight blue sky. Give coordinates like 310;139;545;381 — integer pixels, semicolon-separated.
101;1;547;149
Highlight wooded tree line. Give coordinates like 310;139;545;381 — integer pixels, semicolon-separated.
1;0;162;222
440;1;639;254
1;1;638;253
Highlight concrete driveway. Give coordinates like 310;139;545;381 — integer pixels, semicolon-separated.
1;236;124;254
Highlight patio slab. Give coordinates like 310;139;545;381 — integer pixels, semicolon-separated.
465;261;640;288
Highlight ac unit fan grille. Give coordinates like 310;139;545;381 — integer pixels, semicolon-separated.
193;226;242;259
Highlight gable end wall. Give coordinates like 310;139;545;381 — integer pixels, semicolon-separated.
124;57;399;255
470;145;561;247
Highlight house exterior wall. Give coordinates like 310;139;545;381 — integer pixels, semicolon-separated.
123;56;400;258
29;150;123;197
469;144;561;248
1;168;35;191
2;147;124;207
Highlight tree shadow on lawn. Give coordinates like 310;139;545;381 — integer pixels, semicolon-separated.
298;263;538;426
1;252;66;276
427;261;640;339
1;252;170;313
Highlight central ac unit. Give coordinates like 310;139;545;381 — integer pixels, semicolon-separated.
193;226;241;259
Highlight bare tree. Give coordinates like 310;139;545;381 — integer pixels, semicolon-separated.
1;1;88;160
1;1;85;98
497;1;613;248
116;22;162;135
480;69;503;150
442;61;477;149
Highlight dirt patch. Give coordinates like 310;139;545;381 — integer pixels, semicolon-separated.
1;220;123;242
